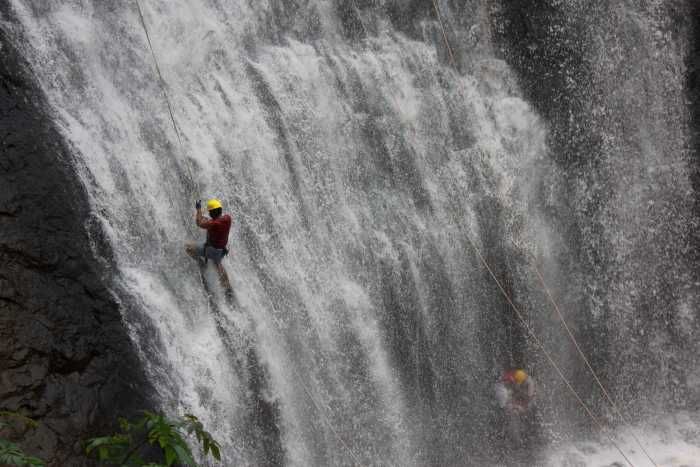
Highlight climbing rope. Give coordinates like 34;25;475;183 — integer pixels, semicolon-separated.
430;0;458;67
417;2;640;465
132;0;646;463
527;257;659;467
134;2;369;464
426;2;637;464
134;0;198;197
469;239;635;466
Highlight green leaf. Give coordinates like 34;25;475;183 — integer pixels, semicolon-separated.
163;445;176;466
84;410;222;466
172;443;195;466
25;456;45;466
118;417;132;432
210;442;221;461
177;413;222;463
0;438;45;466
85;434;129;454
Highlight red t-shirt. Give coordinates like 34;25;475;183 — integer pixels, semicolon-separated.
200;214;231;249
501;370;517;384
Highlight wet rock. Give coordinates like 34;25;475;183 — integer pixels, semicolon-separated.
0;18;154;466
22;423;58;464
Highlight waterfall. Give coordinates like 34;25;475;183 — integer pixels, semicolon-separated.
3;1;698;465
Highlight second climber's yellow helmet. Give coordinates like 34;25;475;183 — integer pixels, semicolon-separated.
207;198;222;211
514;369;528;385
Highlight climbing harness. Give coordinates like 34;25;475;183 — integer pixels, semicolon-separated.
201;241;229;265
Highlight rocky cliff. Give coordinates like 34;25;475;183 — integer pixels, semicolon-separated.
0;23;152;466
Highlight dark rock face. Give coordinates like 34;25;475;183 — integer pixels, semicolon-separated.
688;1;700;229
0;26;153;466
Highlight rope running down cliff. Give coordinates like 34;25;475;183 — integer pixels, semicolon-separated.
345;3;635;463
527;255;660;467
134;0;200;230
339;8;625;459
428;1;657;466
428;1;638;465
133;2;371;465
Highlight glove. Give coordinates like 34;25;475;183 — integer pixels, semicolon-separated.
195;200;202;209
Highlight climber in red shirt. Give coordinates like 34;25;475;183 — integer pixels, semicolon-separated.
495;369;536;413
185;198;233;297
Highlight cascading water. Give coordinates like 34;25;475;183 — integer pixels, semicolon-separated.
2;1;698;466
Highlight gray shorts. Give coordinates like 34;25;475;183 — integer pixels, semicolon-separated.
195;245;226;265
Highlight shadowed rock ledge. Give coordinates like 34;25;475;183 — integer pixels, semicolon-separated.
0;24;153;467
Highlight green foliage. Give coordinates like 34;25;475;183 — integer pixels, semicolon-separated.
0;439;45;466
0;412;44;466
85;411;221;466
180;414;221;462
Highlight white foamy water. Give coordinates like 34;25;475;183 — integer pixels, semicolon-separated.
545;412;700;467
2;1;698;466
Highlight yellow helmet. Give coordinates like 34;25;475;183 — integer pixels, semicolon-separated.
207;198;222;211
514;369;528;385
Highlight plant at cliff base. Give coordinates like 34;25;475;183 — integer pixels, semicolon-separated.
0;411;45;466
85;411;221;466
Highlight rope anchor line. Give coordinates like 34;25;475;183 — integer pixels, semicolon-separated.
469;241;635;467
527;256;658;467
133;3;371;465
133;0;657;464
350;0;643;463
134;0;198;196
427;1;655;465
133;3;365;465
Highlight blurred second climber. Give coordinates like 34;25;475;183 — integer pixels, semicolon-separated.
185;198;233;298
494;368;537;447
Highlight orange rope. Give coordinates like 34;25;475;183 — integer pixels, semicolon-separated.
430;0;458;68
426;2;638;463
347;0;637;463
467;239;635;466
529;260;658;466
